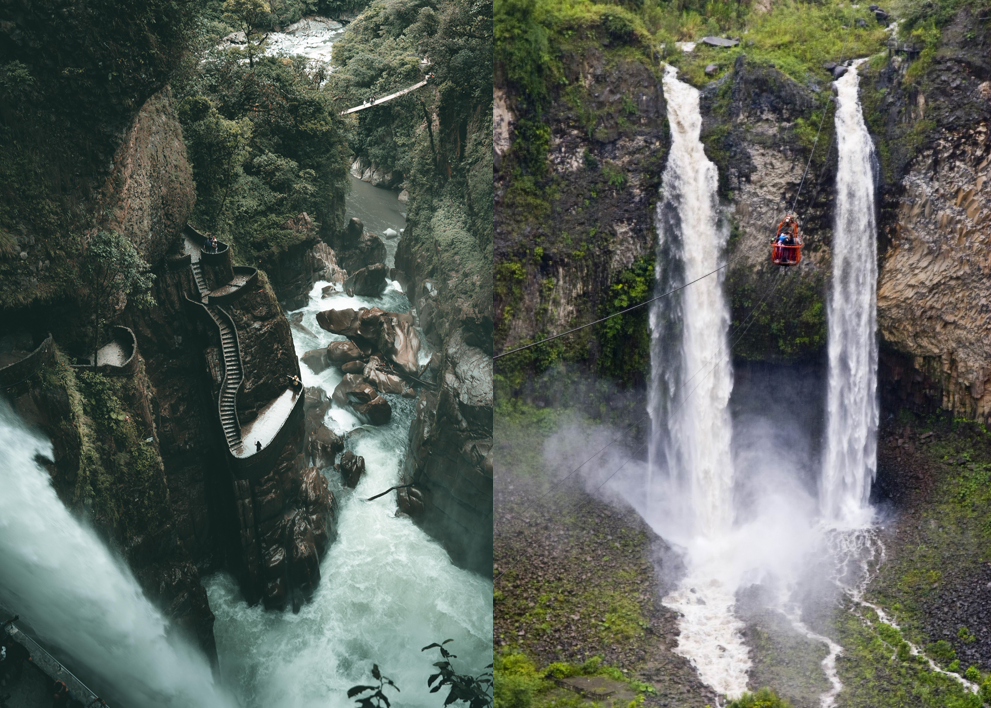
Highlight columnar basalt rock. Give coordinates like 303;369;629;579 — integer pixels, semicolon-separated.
878;124;991;421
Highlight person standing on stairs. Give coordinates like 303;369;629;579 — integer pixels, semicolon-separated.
256;440;262;452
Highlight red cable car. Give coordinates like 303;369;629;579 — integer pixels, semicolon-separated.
771;242;802;266
771;216;802;266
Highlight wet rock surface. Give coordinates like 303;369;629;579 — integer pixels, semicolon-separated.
345;263;389;297
398;331;492;575
338;450;366;489
317;306;421;377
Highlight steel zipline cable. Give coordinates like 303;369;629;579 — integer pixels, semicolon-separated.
493;267;788;584
492;264;728;361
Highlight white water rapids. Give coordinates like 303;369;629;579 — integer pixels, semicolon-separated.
820;61;879;527
206;234;491;705
0;400;236;708
203;24;492;707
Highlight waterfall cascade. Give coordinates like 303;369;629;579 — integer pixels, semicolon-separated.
649;64;735;540
649;65;749;698
820;62;879;527
0;400;234;708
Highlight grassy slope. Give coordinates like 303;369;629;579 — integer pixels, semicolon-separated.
493;402;717;708
832;417;991;707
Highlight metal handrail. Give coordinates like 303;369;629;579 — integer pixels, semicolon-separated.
5;623;106;706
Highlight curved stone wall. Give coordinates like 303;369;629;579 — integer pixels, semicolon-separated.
207;266;259;306
0;333;54;387
232;391;305;481
70;326;138;377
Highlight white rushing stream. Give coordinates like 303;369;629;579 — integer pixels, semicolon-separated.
820;61;879;527
206;195;492;707
649;65;748;698
0;400;235;708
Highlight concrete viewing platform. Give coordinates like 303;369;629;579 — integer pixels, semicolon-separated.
233;387;302;459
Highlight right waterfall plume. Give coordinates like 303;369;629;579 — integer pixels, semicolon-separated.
821;62;879;525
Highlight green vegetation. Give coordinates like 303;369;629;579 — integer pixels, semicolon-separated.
37;351;172;538
725;689;792;708
596;256;654;388
82;231;155;361
868;419;991;649
0;0;197;310
727;267;827;362
351;642;493;708
325;0;492;347
174;9;351;266
835;604;985;708
892;0;990;35
494;653;656;708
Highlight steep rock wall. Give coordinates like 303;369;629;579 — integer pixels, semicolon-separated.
495;30;669;389
870;7;991;421
99;87;196;266
396;100;493;576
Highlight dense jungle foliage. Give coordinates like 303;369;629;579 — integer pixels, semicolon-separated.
0;0;199;310
325;0;493;344
171;0;352;266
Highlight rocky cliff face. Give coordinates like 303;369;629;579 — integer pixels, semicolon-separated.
395;100;494;576
497;8;991;427
3;78;336;667
99;88;196;266
865;7;991;422
495;29;670;389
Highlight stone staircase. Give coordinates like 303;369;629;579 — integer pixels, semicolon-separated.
190;256;243;449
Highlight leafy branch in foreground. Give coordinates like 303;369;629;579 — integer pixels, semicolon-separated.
348;641;493;708
348;664;399;708
423;639;494;708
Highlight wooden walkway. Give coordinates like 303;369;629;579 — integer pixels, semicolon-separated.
340;79;429;115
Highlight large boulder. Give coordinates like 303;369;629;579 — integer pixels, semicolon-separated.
341;360;365;374
326;340;365;365
339;233;387;274
316;307;361;336
315;307;420;374
311;242;346;284
352;394;391;426
301;348;329;374
309;423;344;468
338;450;365;488
332;373;378;407
376;312;421;377
343;217;364;248
363;356;405;395
345;263;389;297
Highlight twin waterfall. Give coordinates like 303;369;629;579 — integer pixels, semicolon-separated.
648;62;878;700
821;63;880;527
